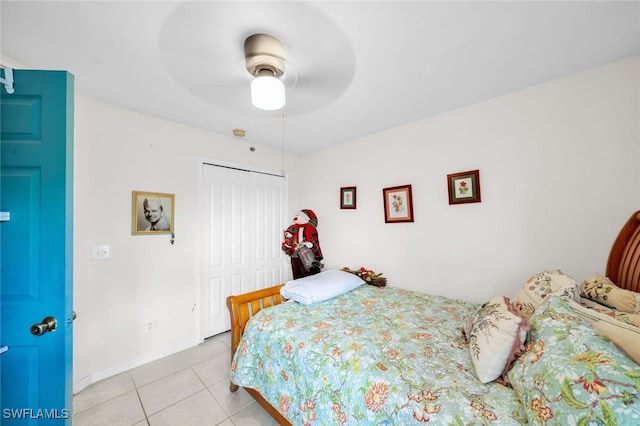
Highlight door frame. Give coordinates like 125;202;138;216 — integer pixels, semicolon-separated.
197;157;288;341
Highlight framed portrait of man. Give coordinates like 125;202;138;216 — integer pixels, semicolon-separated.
132;191;175;235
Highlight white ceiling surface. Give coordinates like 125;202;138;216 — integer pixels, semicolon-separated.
1;1;639;154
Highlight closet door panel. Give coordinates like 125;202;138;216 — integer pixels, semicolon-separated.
201;164;286;338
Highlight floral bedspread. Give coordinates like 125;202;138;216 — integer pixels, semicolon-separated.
230;285;527;425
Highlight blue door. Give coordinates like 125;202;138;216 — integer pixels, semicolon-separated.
1;70;74;425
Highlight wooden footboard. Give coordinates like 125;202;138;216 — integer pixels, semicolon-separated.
226;284;292;425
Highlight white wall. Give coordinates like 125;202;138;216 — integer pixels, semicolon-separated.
72;97;301;391
295;56;640;303
19;54;635;392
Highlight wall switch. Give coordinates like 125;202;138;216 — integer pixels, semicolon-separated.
145;319;156;332
91;245;110;260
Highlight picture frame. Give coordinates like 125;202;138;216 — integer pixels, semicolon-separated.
132;191;175;235
382;184;414;223
447;169;481;205
340;186;357;209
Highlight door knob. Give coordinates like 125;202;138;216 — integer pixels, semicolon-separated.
67;311;77;325
30;316;57;336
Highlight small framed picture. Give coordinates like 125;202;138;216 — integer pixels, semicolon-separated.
447;170;481;204
132;191;175;235
340;186;357;209
382;184;414;223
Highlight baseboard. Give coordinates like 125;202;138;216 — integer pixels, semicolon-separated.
73;337;202;395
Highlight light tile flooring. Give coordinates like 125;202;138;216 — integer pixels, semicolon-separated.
72;332;279;426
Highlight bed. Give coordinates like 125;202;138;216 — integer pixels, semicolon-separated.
227;211;640;425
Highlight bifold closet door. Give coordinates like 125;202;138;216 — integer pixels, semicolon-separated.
201;164;287;337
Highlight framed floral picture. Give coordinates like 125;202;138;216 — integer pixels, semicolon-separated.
447;169;481;204
340;186;357;209
382;184;414;223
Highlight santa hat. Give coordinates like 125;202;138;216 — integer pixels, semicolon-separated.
300;209;318;228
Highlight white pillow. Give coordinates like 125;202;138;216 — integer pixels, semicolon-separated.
280;269;365;305
465;295;530;383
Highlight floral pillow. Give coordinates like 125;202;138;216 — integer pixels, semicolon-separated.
566;297;640;364
511;269;580;320
581;273;640;314
464;295;529;383
508;296;640;425
580;297;640;328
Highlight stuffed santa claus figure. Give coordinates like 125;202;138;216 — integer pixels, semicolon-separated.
282;209;324;279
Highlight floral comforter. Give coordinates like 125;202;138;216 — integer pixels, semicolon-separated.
230;285;527;425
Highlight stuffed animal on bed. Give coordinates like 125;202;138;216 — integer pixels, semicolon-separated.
282;209;324;279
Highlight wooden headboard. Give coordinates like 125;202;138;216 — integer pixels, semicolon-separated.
606;210;640;293
225;284;290;425
226;284;285;362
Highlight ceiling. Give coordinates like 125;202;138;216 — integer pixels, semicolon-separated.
1;1;639;154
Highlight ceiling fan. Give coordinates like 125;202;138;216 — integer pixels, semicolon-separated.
157;1;355;118
244;33;286;111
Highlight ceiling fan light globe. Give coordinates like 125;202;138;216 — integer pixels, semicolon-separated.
251;76;285;110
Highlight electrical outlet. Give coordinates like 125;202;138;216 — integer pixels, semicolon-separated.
145;319;156;332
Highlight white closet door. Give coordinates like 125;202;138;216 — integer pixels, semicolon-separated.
202;163;287;338
253;176;289;291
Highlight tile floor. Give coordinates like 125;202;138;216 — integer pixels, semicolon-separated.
72;332;279;426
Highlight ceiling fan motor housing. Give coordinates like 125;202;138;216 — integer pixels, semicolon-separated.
244;34;285;78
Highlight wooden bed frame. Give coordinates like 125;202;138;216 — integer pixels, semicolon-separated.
226;210;640;425
606;210;640;293
226;284;290;425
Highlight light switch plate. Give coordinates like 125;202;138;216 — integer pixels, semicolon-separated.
91;245;110;260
